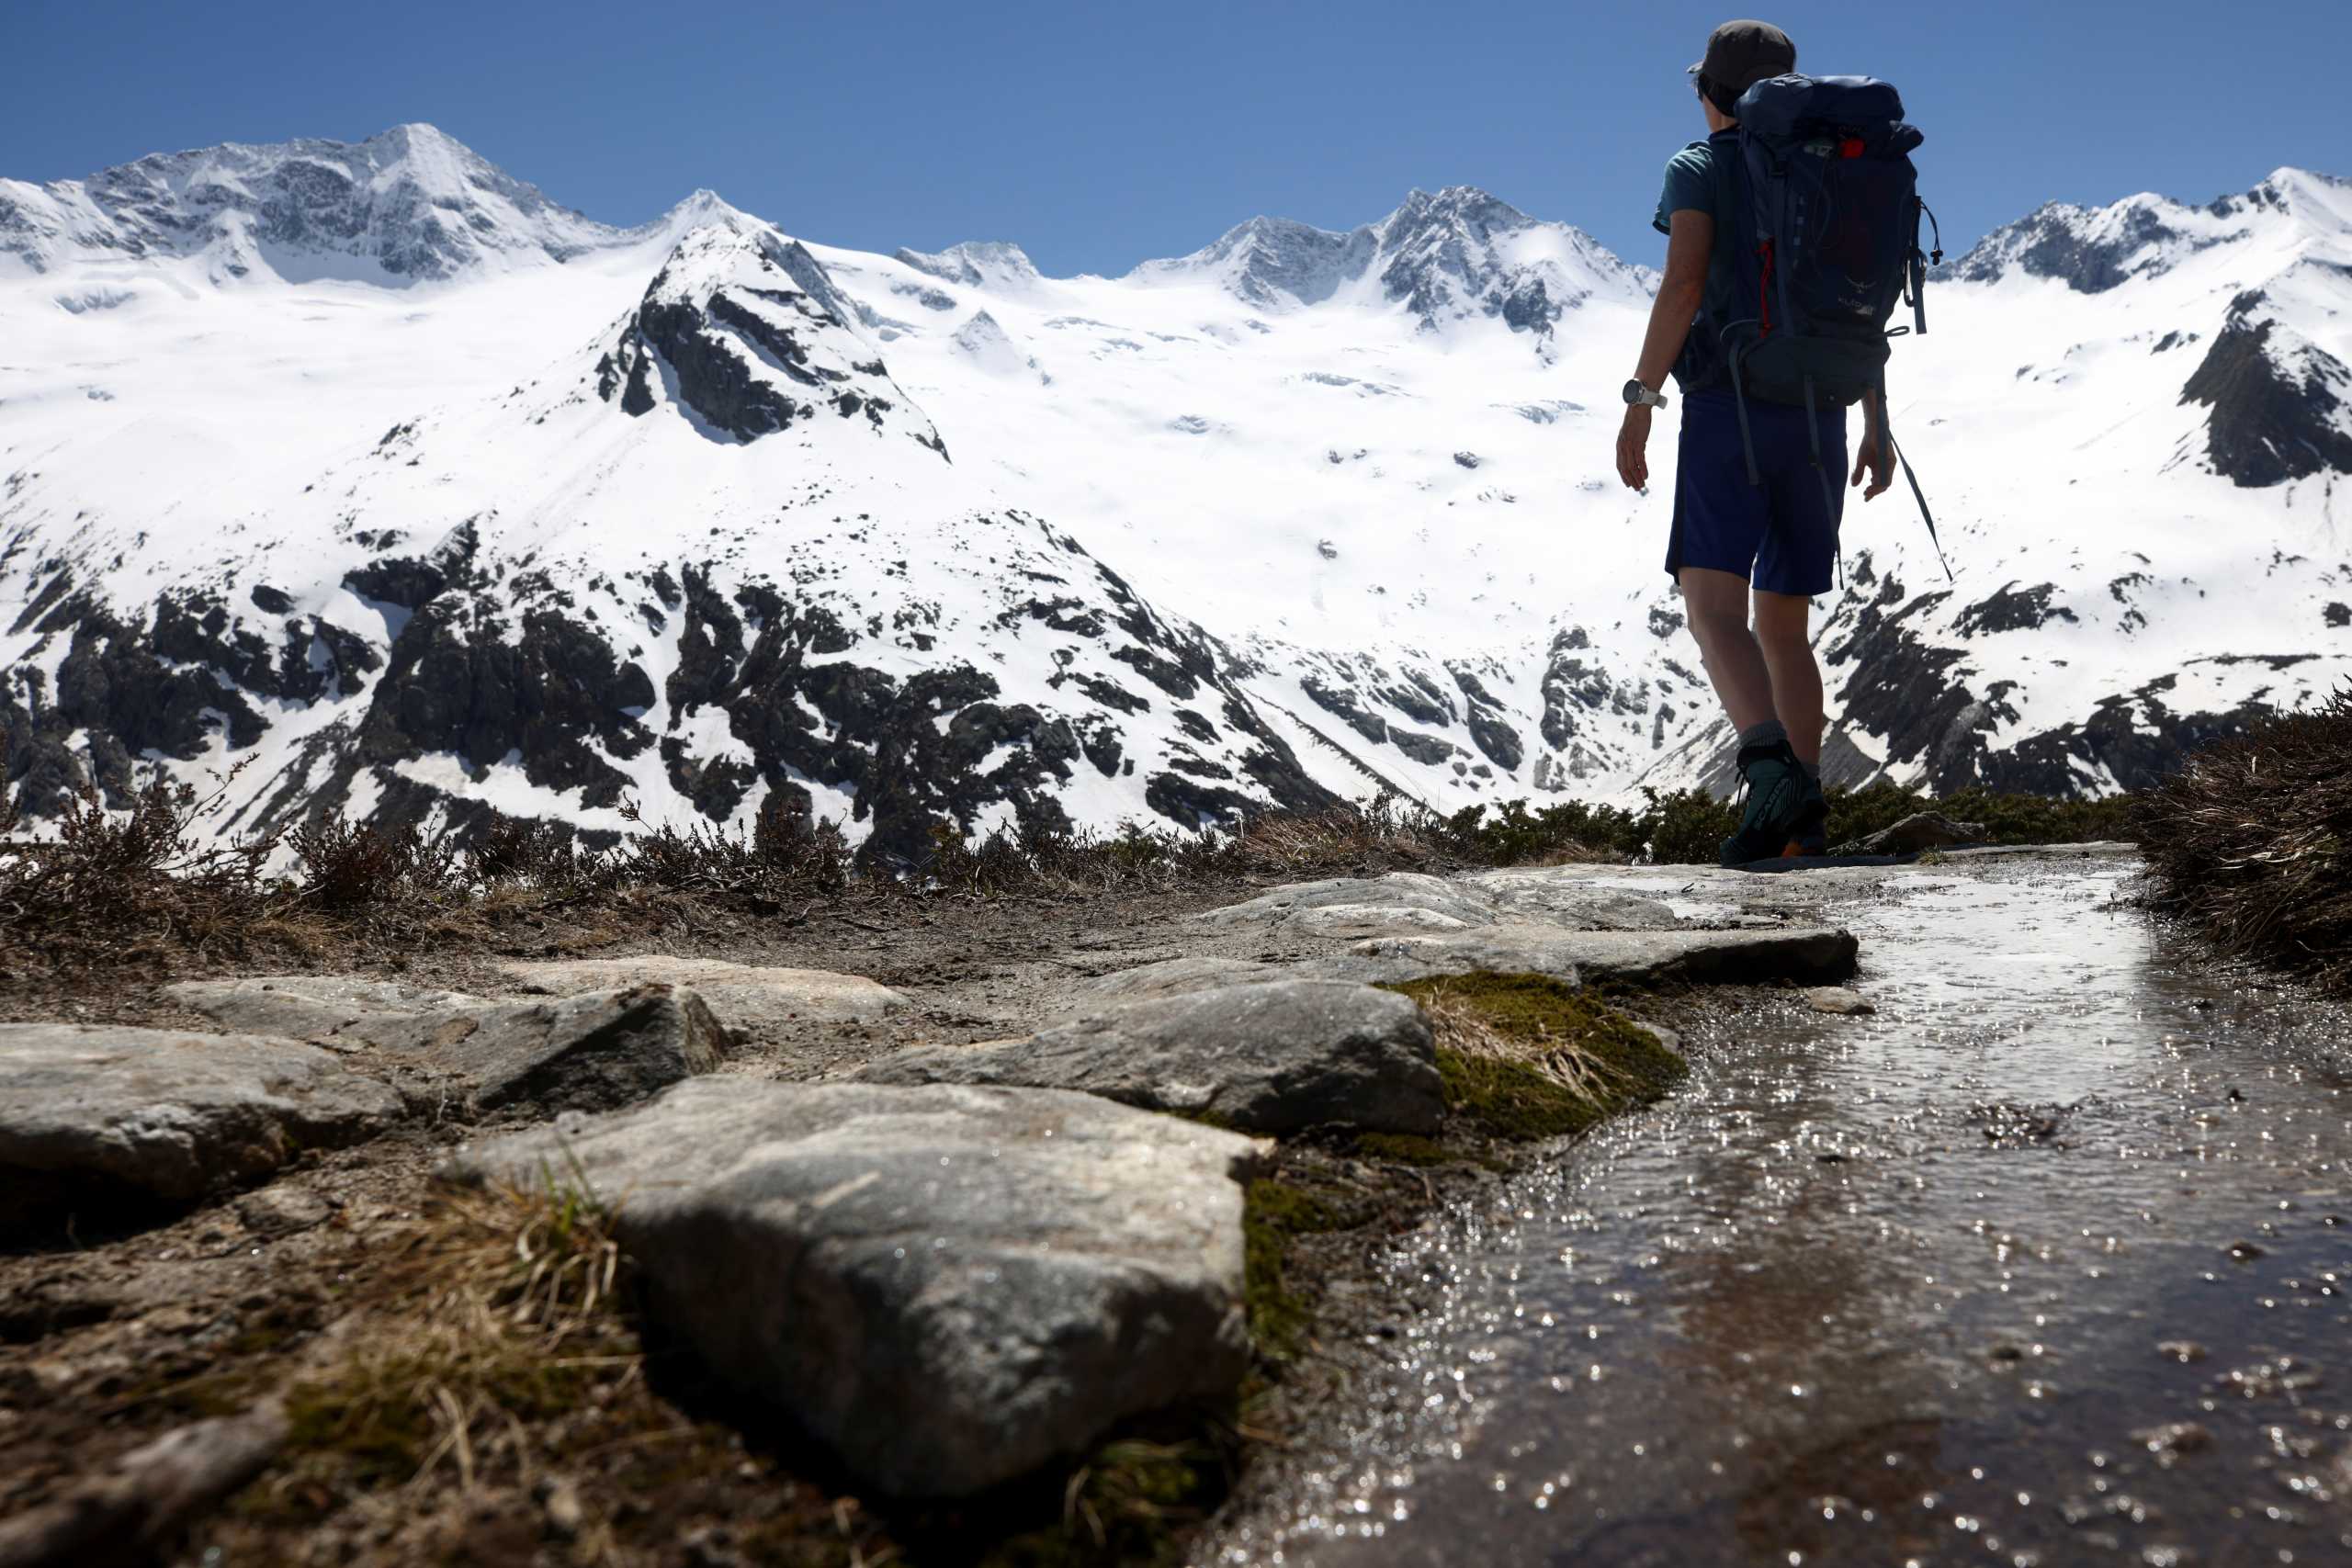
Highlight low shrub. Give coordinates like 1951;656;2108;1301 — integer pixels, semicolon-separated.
2138;690;2352;994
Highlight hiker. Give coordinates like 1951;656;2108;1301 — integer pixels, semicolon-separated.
1614;18;1926;866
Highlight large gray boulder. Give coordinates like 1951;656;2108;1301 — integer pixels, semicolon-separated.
454;1079;1258;1497
497;956;907;1031
0;1025;403;1226
166;978;727;1114
854;980;1442;1134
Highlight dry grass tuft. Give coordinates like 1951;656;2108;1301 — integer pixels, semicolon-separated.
2139;689;2352;994
257;1179;638;1506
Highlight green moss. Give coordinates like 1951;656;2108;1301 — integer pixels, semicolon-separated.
1384;972;1687;1143
1351;1131;1459;1166
1242;1179;1345;1363
1433;1048;1600;1141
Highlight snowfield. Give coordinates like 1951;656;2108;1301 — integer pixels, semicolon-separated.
3;124;2347;852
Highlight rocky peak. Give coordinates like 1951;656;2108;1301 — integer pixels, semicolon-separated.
1128;214;1374;307
595;222;945;452
894;239;1040;291
2178;287;2352;487
1129;184;1640;333
4;121;617;280
1947;165;2348;294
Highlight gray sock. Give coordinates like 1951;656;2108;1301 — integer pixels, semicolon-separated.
1738;719;1789;751
1800;758;1822;783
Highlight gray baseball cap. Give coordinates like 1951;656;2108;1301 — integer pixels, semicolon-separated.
1689;19;1797;95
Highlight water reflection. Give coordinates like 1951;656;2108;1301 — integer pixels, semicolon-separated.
1227;860;2352;1567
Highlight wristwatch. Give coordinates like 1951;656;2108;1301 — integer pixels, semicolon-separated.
1623;378;1668;409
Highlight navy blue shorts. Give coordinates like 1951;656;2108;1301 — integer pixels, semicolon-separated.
1665;389;1847;597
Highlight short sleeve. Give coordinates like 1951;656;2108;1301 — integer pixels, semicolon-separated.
1653;141;1713;235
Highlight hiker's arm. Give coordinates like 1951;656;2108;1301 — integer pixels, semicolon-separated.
1616;210;1712;491
1851;388;1892;500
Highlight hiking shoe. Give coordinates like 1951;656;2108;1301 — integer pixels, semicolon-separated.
1717;739;1809;867
1789;773;1828;858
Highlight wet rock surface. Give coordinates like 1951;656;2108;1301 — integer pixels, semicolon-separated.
1211;857;2352;1567
1315;922;1861;987
854;979;1443;1134
1802;984;1877;1016
0;1025;403;1225
455;1078;1258;1497
167;976;729;1114
1182;865;1860;989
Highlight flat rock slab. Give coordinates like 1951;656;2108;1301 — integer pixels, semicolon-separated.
0;1025;403;1225
1458;871;1685;930
855;979;1442;1134
497;956;907;1030
168;978;727;1115
1191;872;1493;931
455;1078;1257;1497
1194;869;1680;938
1306;923;1860;987
162;976;493;1040
1071;956;1289;1005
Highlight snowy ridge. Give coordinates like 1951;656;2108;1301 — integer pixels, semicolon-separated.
1128;185;1647;339
4;125;2349;854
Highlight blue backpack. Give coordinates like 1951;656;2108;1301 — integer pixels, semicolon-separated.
1718;73;1949;577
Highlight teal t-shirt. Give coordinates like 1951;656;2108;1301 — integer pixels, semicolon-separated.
1653;130;1745;391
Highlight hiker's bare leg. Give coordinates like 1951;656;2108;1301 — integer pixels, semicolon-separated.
1678;567;1776;733
1752;590;1823;766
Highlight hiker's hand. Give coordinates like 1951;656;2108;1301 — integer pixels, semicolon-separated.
1616;406;1652;491
1851;431;1892;501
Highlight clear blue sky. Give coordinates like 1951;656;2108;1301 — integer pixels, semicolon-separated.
7;0;2346;276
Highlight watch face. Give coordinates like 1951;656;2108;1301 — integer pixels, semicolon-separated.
1623;379;1648;406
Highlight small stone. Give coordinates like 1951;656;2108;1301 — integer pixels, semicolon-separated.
535;1475;584;1540
2225;1240;2267;1260
2132;1422;2212;1463
1804;987;1876;1016
233;1186;334;1238
2155;1340;2208;1363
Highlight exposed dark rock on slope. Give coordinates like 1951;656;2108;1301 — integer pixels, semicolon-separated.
2178;291;2352;487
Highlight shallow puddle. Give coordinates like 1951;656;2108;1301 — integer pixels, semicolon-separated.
1221;859;2352;1566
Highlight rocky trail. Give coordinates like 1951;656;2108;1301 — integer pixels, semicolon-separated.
1211;847;2352;1567
8;843;2336;1565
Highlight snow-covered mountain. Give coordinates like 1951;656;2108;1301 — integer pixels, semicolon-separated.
3;126;2347;853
